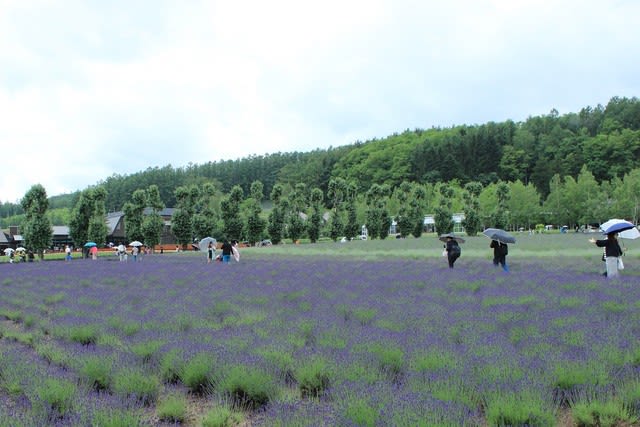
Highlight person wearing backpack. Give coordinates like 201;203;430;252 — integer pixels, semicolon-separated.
444;236;461;268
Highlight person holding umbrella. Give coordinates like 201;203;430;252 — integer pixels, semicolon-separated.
590;233;624;278
490;240;509;272
439;234;463;269
483;228;514;272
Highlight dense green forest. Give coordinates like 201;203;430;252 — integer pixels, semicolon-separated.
2;96;639;232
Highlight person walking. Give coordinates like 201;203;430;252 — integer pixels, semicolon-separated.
207;241;215;264
490;240;509;272
132;245;139;262
221;240;232;264
590;233;624;278
444;236;461;268
90;245;98;260
65;245;72;261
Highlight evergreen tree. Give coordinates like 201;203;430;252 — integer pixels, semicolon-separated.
246;181;266;245
287;184;307;243
491;181;511;229
172;186;197;248
410;185;427;238
461;182;483;236
307;188;324;243
267;184;286;244
221;185;244;240
123;189;147;243
69;188;96;247
87;187;108;246
21;184;52;260
142;185;165;250
434;184;454;235
192;182;220;241
327;178;346;241
395;181;413;237
343;182;360;240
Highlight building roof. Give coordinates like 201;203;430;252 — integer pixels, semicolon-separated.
106;212;124;235
52;226;70;236
143;207;176;217
0;231;11;244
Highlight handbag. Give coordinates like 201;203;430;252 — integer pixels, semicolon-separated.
442;250;447;257
618;258;624;270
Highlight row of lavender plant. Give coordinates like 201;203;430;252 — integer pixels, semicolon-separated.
1;254;640;425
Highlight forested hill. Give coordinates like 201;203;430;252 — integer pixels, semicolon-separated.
2;96;639;216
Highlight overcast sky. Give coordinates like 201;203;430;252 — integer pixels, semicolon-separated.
1;0;638;203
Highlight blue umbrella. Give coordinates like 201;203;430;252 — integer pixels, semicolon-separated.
600;219;635;235
84;242;97;247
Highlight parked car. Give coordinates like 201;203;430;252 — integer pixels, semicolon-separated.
260;239;272;247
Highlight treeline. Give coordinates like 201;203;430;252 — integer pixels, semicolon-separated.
2;96;639;227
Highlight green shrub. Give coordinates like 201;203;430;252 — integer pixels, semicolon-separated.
0;309;23;322
201;405;244;427
92;408;143;427
258;348;295;382
353;307;377;325
44;292;66;305
411;349;457;373
181;352;216;394
295;357;331;398
23;314;36;328
2;331;34;345
112;368;160;405
619;380;640;416
68;324;100;345
159;348;184;383
572;400;637;426
35;378;76;416
79;356;112;391
369;343;404;378
35;342;69;367
131;339;165;362
485;393;555;427
156;392;187;423
553;363;608;391
219;365;277;409
343;399;378;427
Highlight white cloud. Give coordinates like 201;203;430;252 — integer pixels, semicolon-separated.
1;0;639;203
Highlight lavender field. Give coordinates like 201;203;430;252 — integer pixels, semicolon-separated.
1;237;640;426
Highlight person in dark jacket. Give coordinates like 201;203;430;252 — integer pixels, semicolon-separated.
490;240;509;272
221;240;233;264
207;241;215;264
590;233;623;278
444;236;461;268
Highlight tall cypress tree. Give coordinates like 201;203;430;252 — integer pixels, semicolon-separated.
21;184;52;260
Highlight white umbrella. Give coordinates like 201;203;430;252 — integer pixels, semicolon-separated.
600;219;635;235
619;227;640;240
199;237;217;252
128;241;143;247
3;248;14;255
15;247;26;252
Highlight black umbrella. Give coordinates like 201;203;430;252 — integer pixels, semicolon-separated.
438;233;466;244
482;228;516;244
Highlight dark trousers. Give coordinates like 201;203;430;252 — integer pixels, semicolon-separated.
493;256;508;271
448;254;460;268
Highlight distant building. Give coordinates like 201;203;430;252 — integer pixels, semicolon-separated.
106;208;177;245
52;226;72;249
423;213;465;234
